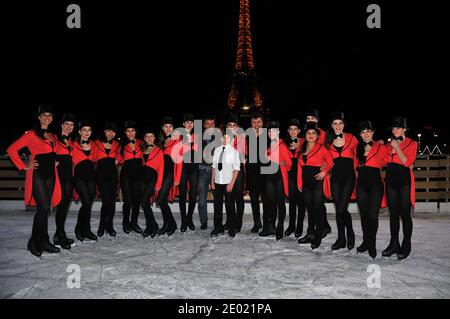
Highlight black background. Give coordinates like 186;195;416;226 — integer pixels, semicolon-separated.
1;0;447;151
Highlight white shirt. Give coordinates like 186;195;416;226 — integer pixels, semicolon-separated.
212;144;241;185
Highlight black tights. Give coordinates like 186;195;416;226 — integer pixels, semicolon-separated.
357;172;383;248
156;156;177;228
288;173;307;234
302;175;326;238
120;165;141;225
178;163;199;225
55;175;72;235
31;172;55;243
386;184;413;246
331;176;355;239
233;169;245;229
247;165;263;226
97;170;118;230
263;172;286;227
140;168;158;229
74;176;96;234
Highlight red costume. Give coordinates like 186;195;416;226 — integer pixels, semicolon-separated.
385;137;418;207
265;139;293;197
7;130;62;207
297;143;334;198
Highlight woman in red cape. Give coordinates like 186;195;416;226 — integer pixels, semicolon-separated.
156;116;182;236
297;123;334;250
355;121;388;259
140;129;164;238
262;121;292;240
94;121;121;238
119;120;144;234
327;111;359;251
72;120;98;242
7;104;62;256
382;117;418;260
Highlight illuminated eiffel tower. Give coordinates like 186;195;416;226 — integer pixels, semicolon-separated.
224;0;268;120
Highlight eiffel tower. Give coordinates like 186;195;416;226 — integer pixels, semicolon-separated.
224;0;268;121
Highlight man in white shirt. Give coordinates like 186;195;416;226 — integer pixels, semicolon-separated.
211;132;241;237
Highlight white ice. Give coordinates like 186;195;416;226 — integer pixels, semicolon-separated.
0;206;450;299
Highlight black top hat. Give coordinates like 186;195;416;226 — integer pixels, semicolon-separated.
37;104;54;116
182;113;195;123
104;121;118;133
61;113;76;124
305;108;320;120
303;122;321;135
226;113;239;125
287;118;301;129
78;120;93;129
266;120;280;129
331;111;346;123
142;126;156;135
124;120;137;130
358;120;375;132
162;116;174;126
390;117;407;129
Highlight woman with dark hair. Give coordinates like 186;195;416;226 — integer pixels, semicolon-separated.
120;120;143;234
178;113;200;232
72;120;98;242
156;116;181;236
356;121;387;259
285;118;307;238
7;104;62;256
140;129;164;238
297;123;334;249
327;111;358;251
94;122;120;237
382;117;417;260
53;113;76;249
262;121;292;240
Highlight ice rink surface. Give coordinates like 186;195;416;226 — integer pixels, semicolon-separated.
1;209;449;299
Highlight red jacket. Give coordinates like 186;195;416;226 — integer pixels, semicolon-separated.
54;136;73;156
329;133;359;169
94;140;120;162
232;134;248;162
385;137;418;207
163;136;184;202
71;140;97;168
143;146;165;190
120;139;143;164
265;139;293;198
7;130;61;207
357;142;388;208
297;143;334;199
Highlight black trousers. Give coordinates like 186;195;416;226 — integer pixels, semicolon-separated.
213;184;237;230
140;167;158;229
120;160;141;224
233;167;245;229
288;172;308;234
31;171;55;243
386;183;413;246
178;163;199;224
97;162;118;230
302;166;326;238
331;174;355;239
74;176;96;234
156;155;177;228
263;171;286;227
356;167;384;248
246;164;264;226
55;161;72;235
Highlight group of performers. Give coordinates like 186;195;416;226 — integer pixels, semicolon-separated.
7;104;417;260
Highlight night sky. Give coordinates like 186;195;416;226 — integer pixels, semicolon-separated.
1;0;447;152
